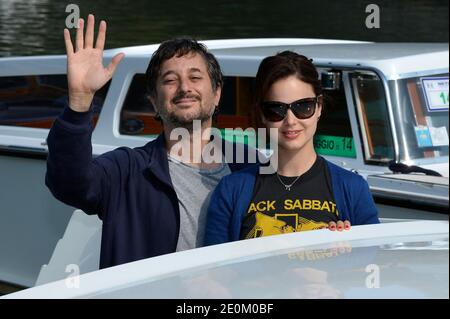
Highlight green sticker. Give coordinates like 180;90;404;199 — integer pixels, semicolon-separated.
314;135;356;158
143;132;356;158
220;129;257;146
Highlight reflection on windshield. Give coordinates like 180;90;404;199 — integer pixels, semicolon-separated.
89;236;448;299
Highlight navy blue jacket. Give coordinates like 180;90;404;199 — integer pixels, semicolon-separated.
205;161;380;245
46;107;254;269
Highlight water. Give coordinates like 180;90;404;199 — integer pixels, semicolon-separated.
0;0;448;57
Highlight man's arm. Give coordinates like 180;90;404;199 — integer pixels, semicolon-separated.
46;107;104;215
45;15;124;218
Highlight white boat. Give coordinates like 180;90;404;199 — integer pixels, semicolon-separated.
3;218;448;299
0;39;448;290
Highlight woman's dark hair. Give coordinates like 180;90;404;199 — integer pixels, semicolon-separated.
254;51;323;111
145;38;223;97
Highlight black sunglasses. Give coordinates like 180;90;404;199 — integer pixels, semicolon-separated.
261;96;321;122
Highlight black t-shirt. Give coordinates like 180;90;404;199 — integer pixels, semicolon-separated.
240;156;339;239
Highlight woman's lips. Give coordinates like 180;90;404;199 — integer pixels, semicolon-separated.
282;130;302;139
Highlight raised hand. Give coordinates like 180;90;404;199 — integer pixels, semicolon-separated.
64;14;124;112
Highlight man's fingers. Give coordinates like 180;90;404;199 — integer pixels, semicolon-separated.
336;221;345;231
64;29;74;56
328;222;337;231
95;20;106;51
344;220;351;230
85;14;95;49
106;53;125;77
75;18;84;52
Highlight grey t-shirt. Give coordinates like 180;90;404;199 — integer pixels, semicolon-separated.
168;155;231;251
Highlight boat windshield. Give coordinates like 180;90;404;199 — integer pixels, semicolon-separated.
389;73;449;165
350;70;449;165
350;71;395;163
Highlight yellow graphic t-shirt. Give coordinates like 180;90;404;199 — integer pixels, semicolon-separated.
240;156;339;239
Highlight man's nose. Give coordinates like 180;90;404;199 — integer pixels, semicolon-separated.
179;78;192;93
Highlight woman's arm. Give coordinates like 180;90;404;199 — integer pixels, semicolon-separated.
353;178;380;225
204;177;235;246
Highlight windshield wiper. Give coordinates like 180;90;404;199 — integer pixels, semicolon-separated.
388;161;442;177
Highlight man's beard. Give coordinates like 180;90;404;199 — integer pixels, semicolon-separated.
159;93;215;130
162;106;214;130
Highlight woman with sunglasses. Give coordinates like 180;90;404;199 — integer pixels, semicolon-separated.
204;51;379;245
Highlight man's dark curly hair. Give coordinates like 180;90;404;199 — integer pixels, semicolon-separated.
145;38;223;97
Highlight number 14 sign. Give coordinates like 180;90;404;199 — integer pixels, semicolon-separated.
421;77;449;112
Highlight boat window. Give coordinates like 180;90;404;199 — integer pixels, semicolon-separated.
351;71;395;163
119;72;358;153
119;74;159;136
119;74;256;143
390;74;449;162
0;75;110;130
314;70;356;158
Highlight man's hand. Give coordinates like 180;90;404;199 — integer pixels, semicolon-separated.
64;14;124;112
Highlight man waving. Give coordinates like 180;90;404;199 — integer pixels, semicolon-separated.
46;14;255;269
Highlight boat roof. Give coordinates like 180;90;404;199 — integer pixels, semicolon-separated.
1;39;448;80
105;38;369;55
105;39;449;79
210;42;449;61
